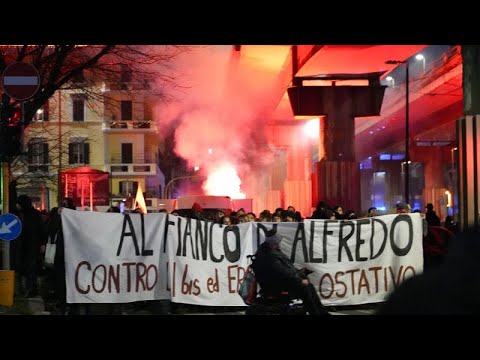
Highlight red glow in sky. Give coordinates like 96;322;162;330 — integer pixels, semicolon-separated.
155;46;282;199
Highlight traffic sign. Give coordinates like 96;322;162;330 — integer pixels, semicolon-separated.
0;213;22;241
2;62;40;100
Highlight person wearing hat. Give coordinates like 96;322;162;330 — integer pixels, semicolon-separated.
396;201;411;213
251;232;329;315
368;207;379;217
396;201;428;236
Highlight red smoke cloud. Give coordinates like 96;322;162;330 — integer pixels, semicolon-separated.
155;46;279;200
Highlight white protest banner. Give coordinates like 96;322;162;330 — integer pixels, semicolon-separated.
63;209;170;303
266;214;424;306
164;216;255;306
62;210;423;306
63;210;255;305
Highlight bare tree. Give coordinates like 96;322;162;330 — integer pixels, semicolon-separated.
1;45;188;128
10;122;91;180
0;45;191;208
158;125;189;193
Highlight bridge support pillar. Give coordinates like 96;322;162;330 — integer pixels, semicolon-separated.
288;75;386;212
458;46;480;230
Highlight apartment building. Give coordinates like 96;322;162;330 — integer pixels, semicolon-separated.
15;69;165;211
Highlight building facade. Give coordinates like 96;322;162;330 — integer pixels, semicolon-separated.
14;69;165;212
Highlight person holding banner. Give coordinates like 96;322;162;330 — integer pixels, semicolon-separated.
49;197;78;314
252;232;329;316
396;201;428;236
368;207;379;217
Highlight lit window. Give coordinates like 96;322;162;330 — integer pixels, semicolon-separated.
391;154;405;160
34;109;44;121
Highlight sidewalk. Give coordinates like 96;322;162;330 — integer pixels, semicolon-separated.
0;295;48;315
0;298;380;315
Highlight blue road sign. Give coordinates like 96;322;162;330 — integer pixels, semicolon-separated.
0;213;22;241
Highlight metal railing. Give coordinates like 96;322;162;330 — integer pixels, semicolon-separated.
108;120;152;129
105;81;150;91
109;154;156;164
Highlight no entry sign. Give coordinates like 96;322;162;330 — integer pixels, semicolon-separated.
2;62;40;100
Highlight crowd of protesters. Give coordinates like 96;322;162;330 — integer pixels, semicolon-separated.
178;200;457;233
2;193;458;315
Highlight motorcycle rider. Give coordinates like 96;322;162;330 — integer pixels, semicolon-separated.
252;232;329;315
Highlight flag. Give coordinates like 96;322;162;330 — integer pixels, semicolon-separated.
134;183;147;214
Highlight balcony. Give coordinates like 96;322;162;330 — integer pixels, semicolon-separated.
106;163;158;176
102;81;150;92
106;154;158;176
102;119;157;132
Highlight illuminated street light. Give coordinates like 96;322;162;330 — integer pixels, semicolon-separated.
445;190;452;208
386;76;395;87
163;174;205;199
386;59;410;204
415;54;426;73
451;147;458;170
303;118;320;139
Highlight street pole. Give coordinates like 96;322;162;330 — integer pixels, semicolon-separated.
386;58;411;204
1;162;9;269
0;101;25;269
0;100;24;269
405;62;410;205
163;175;204;199
57;89;62;205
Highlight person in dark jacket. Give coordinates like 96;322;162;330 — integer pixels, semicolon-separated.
425;203;441;226
49;197;76;314
14;194;48;298
311;201;335;220
252;232;329;315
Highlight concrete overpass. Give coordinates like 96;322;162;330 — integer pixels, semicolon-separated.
234;45;441;217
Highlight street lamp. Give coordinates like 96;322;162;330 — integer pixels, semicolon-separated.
386;59;410;204
163;175;205;199
415;54;426;73
451;147;458;170
386;76;395;87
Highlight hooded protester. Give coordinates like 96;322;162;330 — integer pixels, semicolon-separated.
311;200;335;220
251;232;329;315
